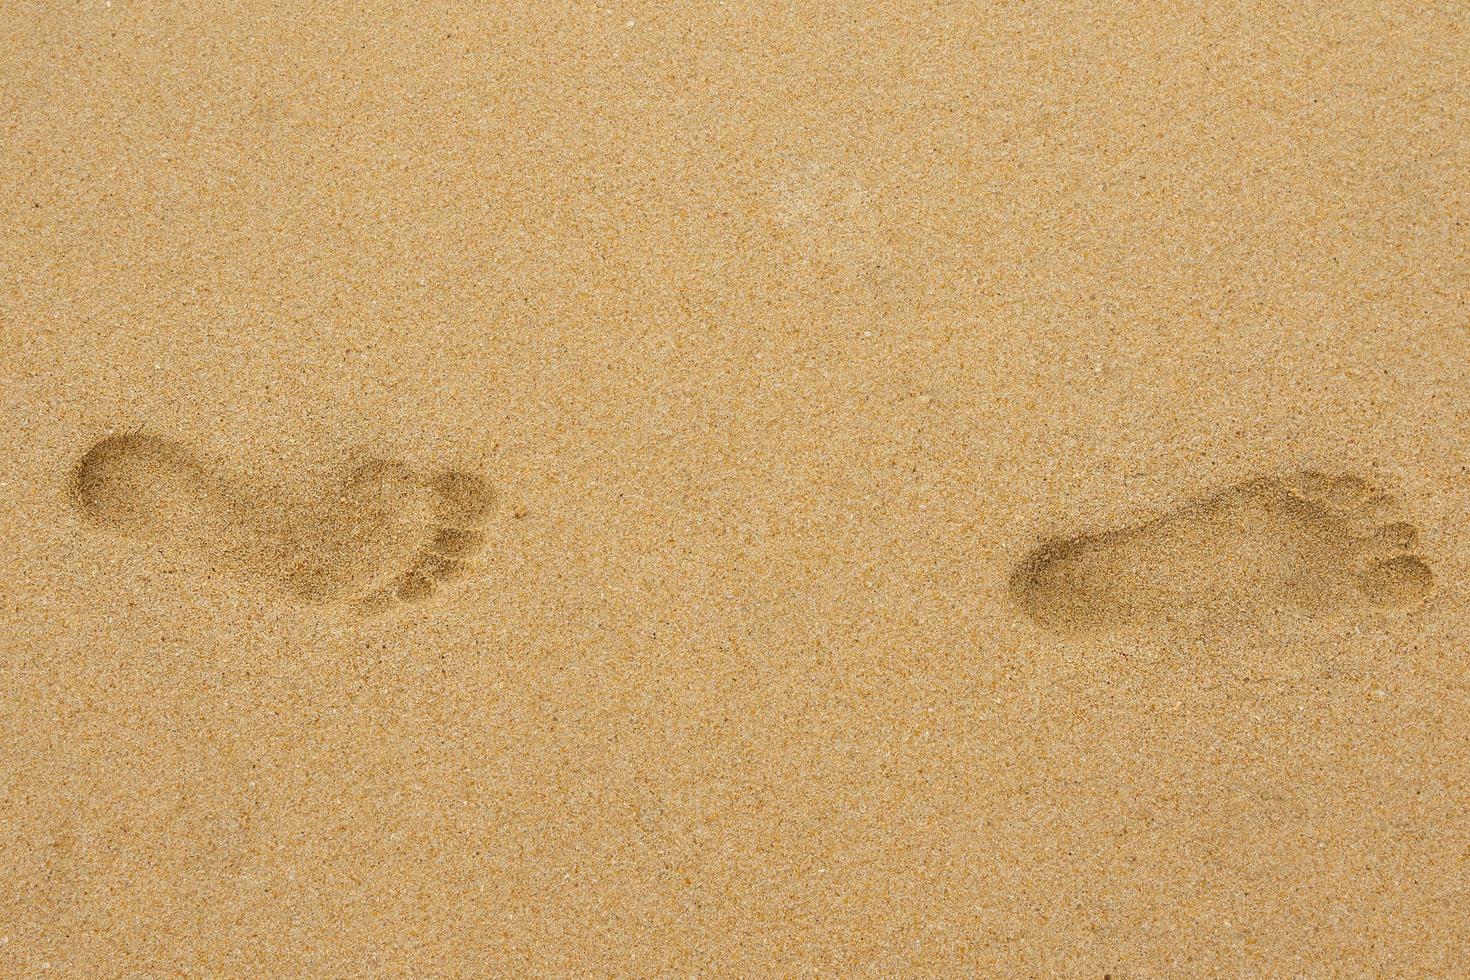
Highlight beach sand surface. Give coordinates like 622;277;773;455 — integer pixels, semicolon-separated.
2;1;1469;975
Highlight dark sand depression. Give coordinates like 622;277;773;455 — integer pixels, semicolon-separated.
1011;471;1435;635
70;432;493;614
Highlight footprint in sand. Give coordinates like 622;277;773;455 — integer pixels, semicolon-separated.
1010;472;1435;635
69;433;494;615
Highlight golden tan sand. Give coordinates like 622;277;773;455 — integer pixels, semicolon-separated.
3;0;1469;975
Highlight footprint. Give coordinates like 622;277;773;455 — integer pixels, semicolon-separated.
69;433;494;615
1010;472;1435;635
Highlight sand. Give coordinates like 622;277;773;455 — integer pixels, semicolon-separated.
2;1;1468;975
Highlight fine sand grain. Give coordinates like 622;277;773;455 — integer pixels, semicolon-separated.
3;1;1469;976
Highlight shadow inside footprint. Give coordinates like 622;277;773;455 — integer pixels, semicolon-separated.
70;433;495;616
1010;472;1435;635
